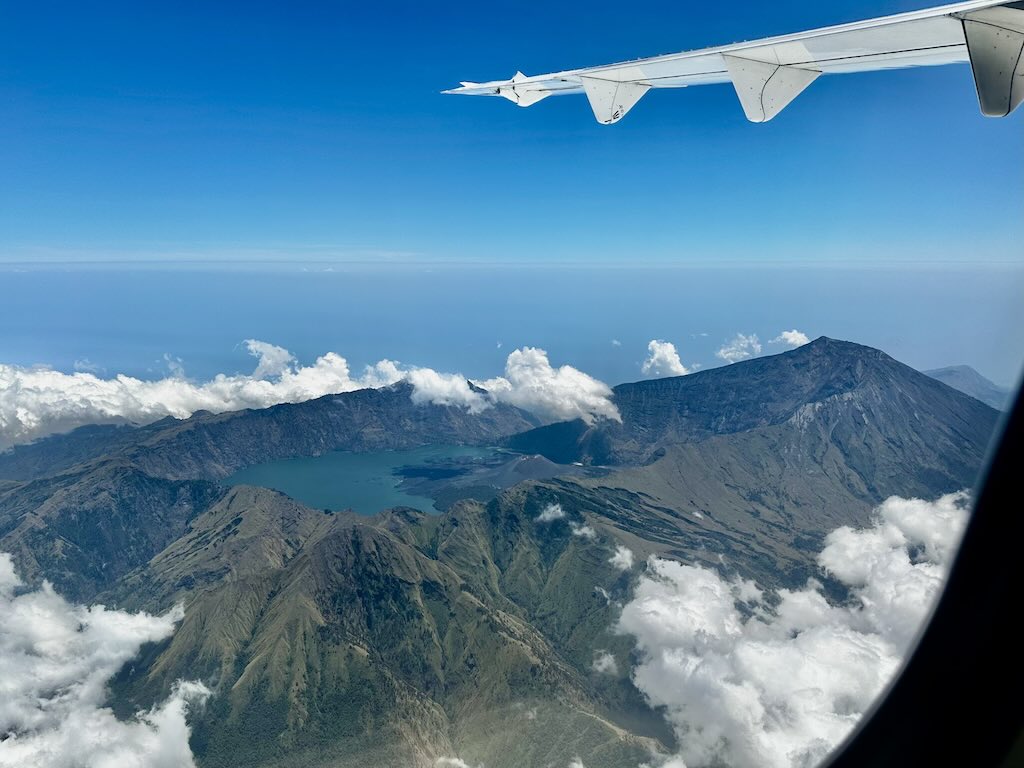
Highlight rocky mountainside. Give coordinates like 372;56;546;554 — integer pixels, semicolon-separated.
510;338;997;479
0;382;537;599
108;485;664;768
0;338;1001;767
0;380;538;483
925;364;1012;410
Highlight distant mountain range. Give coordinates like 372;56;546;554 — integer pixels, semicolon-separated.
0;380;538;484
0;338;1000;768
924;364;1012;411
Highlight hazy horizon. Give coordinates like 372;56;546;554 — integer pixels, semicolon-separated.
3;262;1020;388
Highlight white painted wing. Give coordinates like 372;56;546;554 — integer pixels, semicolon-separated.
445;0;1024;122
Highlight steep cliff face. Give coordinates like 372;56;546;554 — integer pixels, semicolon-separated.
0;461;222;601
0;382;538;600
116;381;539;481
510;337;998;479
0;380;538;483
110;486;661;768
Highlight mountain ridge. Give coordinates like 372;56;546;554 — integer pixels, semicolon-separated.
509;337;997;471
924;364;1011;410
0;336;1001;767
0;380;539;483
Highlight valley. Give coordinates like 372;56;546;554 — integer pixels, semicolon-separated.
0;338;1001;768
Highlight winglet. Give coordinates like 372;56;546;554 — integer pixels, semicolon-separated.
722;55;820;123
579;77;651;124
961;6;1024;117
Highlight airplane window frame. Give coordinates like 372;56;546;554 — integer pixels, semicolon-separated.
822;383;1023;767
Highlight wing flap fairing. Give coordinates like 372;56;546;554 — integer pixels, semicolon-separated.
579;77;651;124
722;56;821;122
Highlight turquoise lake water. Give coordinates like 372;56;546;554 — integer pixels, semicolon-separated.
225;445;496;515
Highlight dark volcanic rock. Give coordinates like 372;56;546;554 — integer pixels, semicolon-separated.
0;381;538;599
509;337;998;497
0;337;1002;768
0;381;538;483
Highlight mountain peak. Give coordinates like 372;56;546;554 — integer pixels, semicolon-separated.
510;338;997;468
924;364;1011;410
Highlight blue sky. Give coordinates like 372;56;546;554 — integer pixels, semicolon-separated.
2;263;1022;385
0;1;1021;389
1;0;1021;265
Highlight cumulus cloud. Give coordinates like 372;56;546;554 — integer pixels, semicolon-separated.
0;553;208;768
641;340;690;378
244;339;295;379
536;503;567;523
609;545;635;571
715;333;762;364
478;347;620;424
534;503;597;539
618;492;969;768
770;330;811;348
570;522;597;540
0;341;404;449
592;650;619;675
0;342;618;449
407;369;487;413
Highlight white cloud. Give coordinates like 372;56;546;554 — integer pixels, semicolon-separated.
0;341;404;449
536;503;567;523
570;522;597;540
770;330;811;348
609;545;635;571
641;340;690;378
535;503;596;539
715;333;762;364
592;650;619;675
568;758;588;768
478;347;620;424
407;368;487;413
618;492;969;768
611;339;622;347
0;553;208;768
244;339;295;379
641;759;689;768
435;760;478;768
0;343;619;449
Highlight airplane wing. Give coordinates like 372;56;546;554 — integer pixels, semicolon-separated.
444;1;1024;123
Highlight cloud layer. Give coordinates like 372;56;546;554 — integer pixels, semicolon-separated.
0;553;207;768
0;342;619;449
642;340;690;378
618;492;969;768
